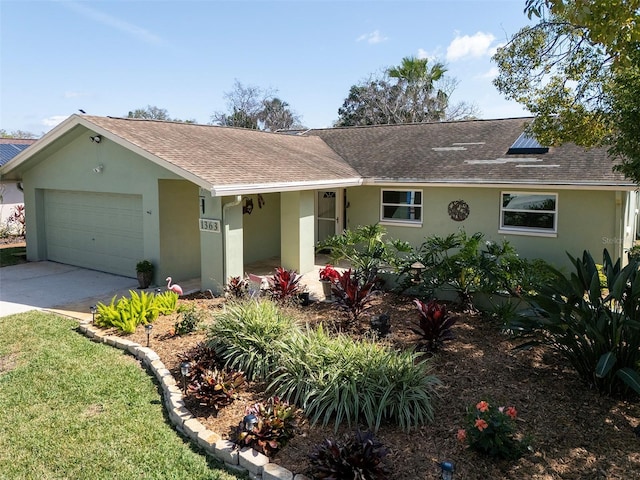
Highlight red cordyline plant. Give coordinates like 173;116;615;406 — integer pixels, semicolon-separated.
411;299;457;352
457;399;529;460
332;268;378;324
319;264;340;282
268;267;302;302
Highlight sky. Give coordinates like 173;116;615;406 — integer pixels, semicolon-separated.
0;0;534;136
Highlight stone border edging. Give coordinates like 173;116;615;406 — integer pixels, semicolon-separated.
77;320;310;480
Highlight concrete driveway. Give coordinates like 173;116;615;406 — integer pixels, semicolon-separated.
0;261;139;319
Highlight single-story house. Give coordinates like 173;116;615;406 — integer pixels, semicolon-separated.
0;138;36;230
0;114;636;292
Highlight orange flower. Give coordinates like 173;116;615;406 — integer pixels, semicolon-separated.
475;418;489;431
506;406;517;419
456;429;467;442
476;401;489;412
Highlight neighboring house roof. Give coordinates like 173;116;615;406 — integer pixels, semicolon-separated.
0;115;362;195
0;138;37;167
308;117;633;188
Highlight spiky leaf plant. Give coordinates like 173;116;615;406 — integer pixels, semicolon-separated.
411;299;457;352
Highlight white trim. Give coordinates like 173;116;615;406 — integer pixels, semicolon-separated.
380;188;423;224
211;178;362;196
500;191;558;234
380;221;423;228
363;178;636;191
498;228;558;238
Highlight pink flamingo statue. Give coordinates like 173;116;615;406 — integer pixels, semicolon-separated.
166;276;183;296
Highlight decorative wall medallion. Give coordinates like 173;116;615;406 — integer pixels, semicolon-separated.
448;199;469;221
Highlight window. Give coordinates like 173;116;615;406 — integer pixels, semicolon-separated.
500;192;557;235
381;190;422;224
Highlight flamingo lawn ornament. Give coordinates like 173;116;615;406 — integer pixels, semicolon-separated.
166;277;183;296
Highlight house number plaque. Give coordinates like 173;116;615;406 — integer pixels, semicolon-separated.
199;218;221;233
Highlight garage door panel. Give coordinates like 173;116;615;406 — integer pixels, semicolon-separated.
44;190;143;277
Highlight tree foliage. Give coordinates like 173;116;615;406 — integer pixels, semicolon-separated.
493;0;640;183
126;105;196;123
210;80;303;131
0;129;38;139
335;56;479;127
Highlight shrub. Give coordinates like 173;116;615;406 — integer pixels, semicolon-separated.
225;276;248;298
511;249;640;397
230;397;298;457
267;267;302;302
177;342;222;374
207;299;296;381
95;290;167;333
188;368;245;414
319;264;340;282
7;205;25;236
411;299;457;352
308;429;389;480
154;291;179;315
331;269;378;324
173;304;206;336
458;400;529;460
269;325;440;432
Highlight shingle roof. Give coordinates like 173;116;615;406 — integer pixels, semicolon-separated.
83;116;362;191
308;117;632;186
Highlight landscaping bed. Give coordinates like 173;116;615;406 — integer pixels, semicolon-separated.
115;291;640;479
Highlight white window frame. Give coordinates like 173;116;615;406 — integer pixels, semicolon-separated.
380;189;423;226
499;191;558;237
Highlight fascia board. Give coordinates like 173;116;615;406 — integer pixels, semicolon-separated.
363;178;636;191
210;178;363;196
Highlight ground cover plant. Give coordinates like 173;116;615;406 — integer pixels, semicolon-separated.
0;311;239;480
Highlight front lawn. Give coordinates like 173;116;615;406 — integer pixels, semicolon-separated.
0;311;240;480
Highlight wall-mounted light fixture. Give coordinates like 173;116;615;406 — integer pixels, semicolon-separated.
92;164;104;174
89;134;102;143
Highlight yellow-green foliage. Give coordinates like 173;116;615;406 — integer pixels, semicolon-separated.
95;290;178;333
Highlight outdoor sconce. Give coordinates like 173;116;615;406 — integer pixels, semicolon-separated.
242;413;259;432
440;460;454;480
89;305;97;323
180;361;191;394
89;134;102;144
410;261;425;284
144;324;153;347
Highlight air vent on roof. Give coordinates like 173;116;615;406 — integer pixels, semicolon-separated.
507;132;549;154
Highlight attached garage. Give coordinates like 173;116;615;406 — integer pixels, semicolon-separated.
44;190;143;277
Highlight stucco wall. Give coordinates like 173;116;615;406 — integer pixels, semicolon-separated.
345;185;627;269
21;130;187;275
158;180;201;283
242;192;281;264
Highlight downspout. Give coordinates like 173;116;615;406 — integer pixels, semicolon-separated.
222;195;242;283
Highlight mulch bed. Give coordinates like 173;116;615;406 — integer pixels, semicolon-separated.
115;291;640;480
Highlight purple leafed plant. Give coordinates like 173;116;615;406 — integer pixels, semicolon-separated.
268;267;302;302
411;299;457;352
332;269;378;324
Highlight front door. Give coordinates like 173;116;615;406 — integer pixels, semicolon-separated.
317;190;343;244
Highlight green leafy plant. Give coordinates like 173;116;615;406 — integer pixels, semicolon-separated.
135;260;154;273
269;325;440;432
94;290;177;333
154;291;179;315
230;397;298;457
225;276;248;298
308;429;389;480
318;224;411;283
267;267;302;302
511;249;640;397
173;304;205;336
411;299;457;352
207;299;296;381
331;269;378;325
188;368;245;414
458;400;528;460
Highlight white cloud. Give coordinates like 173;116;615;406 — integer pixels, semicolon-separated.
476;67;500;79
446;31;497;62
42;115;69;127
64;91;89;99
356;30;388;44
61;1;164;46
417;48;442;61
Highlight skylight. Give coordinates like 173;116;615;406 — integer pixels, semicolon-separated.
507;132;549;155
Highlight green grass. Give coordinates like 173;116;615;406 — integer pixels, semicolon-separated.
0;245;27;267
0;311;241;480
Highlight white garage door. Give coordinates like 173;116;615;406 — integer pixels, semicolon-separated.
44;190;144;277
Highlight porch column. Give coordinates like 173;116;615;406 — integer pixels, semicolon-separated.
223;197;244;282
280;190;315;274
200;195;224;294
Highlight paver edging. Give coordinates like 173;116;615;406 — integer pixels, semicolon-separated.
77;319;300;480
